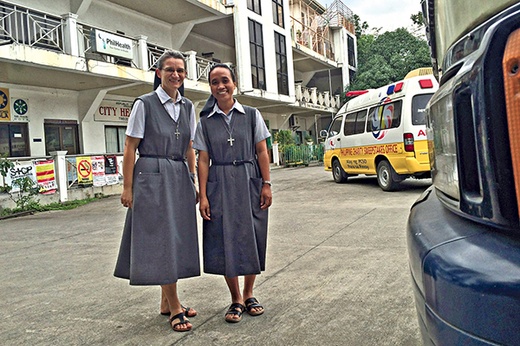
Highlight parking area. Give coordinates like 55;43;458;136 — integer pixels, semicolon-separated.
0;166;429;345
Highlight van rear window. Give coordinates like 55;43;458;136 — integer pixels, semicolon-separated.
344;110;367;136
367;100;402;132
412;94;434;125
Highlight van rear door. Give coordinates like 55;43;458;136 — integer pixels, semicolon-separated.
410;93;434;165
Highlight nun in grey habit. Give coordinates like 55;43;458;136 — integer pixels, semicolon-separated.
193;63;272;323
114;50;199;332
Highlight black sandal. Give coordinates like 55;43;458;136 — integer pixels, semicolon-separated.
244;297;264;316
161;305;197;317
225;303;245;323
169;312;192;332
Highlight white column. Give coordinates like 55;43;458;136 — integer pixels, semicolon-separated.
62;13;79;56
185;51;197;81
136;35;149;70
272;143;280;166
51;151;69;203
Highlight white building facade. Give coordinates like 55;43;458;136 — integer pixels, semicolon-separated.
0;0;357;159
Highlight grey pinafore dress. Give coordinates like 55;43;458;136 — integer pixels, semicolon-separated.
200;106;268;277
114;92;200;285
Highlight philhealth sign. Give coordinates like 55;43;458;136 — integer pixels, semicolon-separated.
92;29;133;60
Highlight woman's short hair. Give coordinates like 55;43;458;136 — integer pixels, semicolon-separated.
156;50;186;69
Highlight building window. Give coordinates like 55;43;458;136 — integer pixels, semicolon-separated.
0;123;30;157
247;0;261;15
44;121;79;156
272;0;284;28
347;35;356;68
105;126;126;153
274;32;289;95
249;19;266;90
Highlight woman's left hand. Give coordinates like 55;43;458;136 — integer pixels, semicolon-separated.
260;184;272;210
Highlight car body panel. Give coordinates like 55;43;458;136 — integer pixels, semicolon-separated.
408;188;520;345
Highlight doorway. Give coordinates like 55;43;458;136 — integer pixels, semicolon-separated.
0;123;30;157
44;121;79;155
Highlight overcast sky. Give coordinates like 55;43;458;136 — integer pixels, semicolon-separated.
319;0;422;33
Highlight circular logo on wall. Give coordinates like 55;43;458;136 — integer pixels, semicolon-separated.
13;99;28;115
0;90;7;109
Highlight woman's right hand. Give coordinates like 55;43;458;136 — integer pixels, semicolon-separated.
121;188;133;209
199;196;211;220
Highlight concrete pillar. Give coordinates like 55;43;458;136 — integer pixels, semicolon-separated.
272;143;280;166
136;35;149;70
62;13;79;56
185;51;197;81
51;151;69;203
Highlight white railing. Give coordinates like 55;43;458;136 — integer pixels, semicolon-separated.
295;82;340;110
146;42;165;70
0;2;64;52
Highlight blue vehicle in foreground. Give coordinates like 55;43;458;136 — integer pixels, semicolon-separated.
407;1;520;345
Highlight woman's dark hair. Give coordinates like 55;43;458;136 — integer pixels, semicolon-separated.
208;63;236;83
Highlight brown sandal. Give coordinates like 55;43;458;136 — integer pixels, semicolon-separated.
169;312;192;332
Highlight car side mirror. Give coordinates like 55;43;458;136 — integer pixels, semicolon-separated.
319;129;328;138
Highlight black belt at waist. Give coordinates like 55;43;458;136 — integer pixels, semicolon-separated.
212;159;254;166
139;154;185;161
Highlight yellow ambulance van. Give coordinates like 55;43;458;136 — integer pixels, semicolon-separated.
322;69;439;191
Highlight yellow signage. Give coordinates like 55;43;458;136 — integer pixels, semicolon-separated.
0;87;10;121
76;156;93;186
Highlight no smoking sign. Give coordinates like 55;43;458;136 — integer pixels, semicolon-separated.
78;159;92;178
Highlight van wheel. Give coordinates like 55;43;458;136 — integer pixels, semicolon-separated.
332;160;348;183
377;160;399;191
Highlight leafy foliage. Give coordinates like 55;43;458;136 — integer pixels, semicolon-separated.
274;130;295;152
347;28;431;95
0;156;41;214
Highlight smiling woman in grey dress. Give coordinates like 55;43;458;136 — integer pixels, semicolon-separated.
114;50;200;333
193;63;272;323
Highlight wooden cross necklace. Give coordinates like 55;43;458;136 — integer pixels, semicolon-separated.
220;113;235;146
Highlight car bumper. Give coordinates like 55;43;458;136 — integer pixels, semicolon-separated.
407;187;520;345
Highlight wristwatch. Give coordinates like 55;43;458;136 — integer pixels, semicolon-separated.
262;180;272;186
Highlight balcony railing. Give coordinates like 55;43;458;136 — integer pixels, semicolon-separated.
195;56;217;81
145;42;225;81
146;42;165;70
290;16;334;61
0;1;64;52
295;83;340;109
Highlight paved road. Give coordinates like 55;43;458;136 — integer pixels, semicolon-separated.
0;165;430;345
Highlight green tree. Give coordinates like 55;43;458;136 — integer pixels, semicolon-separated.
348;28;431;93
352;14;369;39
410;11;427;38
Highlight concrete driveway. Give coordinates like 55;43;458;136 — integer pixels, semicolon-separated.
0;165;428;345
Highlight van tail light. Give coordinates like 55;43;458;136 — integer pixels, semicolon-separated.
503;27;520;218
419;79;434;89
404;133;414;152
